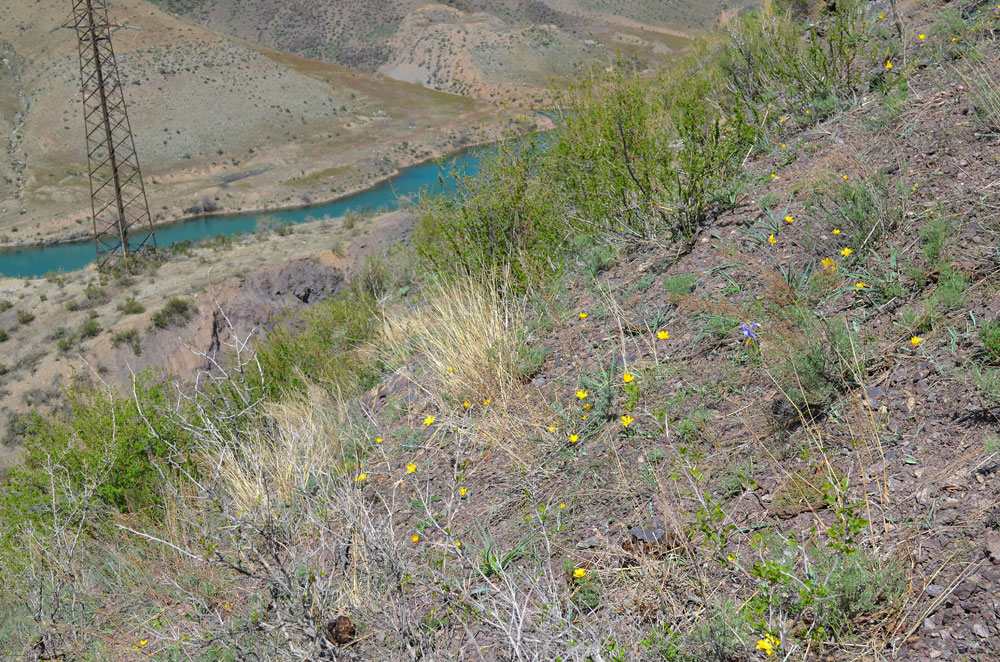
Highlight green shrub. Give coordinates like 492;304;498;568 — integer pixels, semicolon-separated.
79;319;102;339
256;289;381;398
151;298;194;329
0;329;7;343
16;310;34;325
83;281;107;306
550;61;756;239
0;377;192;547
811;172;906;254
664;273;697;295
979;321;1000;361
720;0;896;120
413;137;564;291
111;328;141;355
0;300;12;312
56;336;74;353
117;296;146;315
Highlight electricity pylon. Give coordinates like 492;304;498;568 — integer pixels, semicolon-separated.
71;0;157;272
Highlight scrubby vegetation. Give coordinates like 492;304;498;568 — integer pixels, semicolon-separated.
3;0;1000;660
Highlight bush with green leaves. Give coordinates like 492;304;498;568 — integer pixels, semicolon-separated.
111;328;141;355
0;377;191;552
979;320;1000;362
413;136;564;291
117;296;145;315
720;0;897;121
549;61;756;239
151;297;194;329
256;288;381;398
16;310;34;325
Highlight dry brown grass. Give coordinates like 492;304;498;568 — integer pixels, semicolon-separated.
382;278;527;408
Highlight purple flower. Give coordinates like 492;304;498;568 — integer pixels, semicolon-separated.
740;321;761;344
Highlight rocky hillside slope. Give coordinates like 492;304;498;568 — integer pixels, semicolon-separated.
148;0;706;103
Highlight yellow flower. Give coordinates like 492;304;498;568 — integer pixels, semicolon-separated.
139;640;148;647
569;434;579;443
832;228;841;235
578;312;587;320
573;568;587;578
375;436;382;444
727;554;735;561
784;215;794;223
424;415;436;426
768;234;777;244
354;472;367;483
583;403;592;410
406;462;417;474
657;330;669;339
855;282;867;289
482;398;490;406
547;425;557;432
447;366;454;372
559;503;566;509
463;400;471;408
843;174;848;180
411;534;419;543
455;541;462;548
805;109;811;114
623;373;634;383
621;414;635;428
885;60;893;69
780;143;786;148
755;634;780;656
770;173;777;180
459;487;468;496
878;12;884;18
840;247;853;257
779;116;788;123
952;36;959;42
582;414;589;420
910;336;924;346
821;257;837;272
576;390;588;400
919;33;925;40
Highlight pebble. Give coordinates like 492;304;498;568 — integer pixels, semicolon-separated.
972;623;989;638
926;584;946;597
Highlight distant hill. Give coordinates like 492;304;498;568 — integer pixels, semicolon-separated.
0;0;505;246
147;0;720;103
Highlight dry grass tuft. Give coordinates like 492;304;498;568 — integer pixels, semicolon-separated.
218;388;350;513
382;278;526;407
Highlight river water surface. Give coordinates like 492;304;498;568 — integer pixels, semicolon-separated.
0;149;483;279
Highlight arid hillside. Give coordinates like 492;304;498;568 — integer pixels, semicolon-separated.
0;0;512;247
147;0;708;103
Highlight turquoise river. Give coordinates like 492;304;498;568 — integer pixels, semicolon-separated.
0;148;483;279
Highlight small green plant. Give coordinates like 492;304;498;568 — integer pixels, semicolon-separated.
117;296;146;315
79;319;101;339
151;298;194;329
16;310;34;325
0;300;12;312
111;328;141;356
980;321;1000;362
663;273;697;295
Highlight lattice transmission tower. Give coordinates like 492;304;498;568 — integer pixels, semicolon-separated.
72;0;157;272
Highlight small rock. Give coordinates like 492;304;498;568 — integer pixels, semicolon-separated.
986;534;1000;564
972;623;989;638
629;525;667;545
533;377;546;387
926;584;946;597
325;615;355;645
922;618;936;632
576;535;603;549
